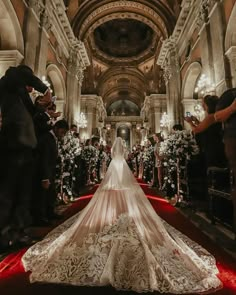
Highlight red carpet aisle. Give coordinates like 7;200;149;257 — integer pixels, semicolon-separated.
0;181;236;295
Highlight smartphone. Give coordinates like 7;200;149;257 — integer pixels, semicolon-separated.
186;111;191;117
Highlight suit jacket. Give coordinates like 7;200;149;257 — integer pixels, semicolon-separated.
34;111;53;140
38;131;58;182
0;67;48;150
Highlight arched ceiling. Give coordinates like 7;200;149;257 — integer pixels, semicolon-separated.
65;0;182;113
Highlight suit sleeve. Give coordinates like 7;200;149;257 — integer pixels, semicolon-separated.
38;135;53;181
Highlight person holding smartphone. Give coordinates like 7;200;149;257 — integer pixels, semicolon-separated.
184;95;226;169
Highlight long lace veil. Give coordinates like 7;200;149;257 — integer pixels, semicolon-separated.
111;137;125;159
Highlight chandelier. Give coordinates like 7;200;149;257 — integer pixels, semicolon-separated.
160;112;170;128
77;112;87;128
194;74;215;96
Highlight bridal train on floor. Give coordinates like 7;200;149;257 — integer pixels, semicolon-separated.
22;137;222;294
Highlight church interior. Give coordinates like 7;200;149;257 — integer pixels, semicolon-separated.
0;0;236;294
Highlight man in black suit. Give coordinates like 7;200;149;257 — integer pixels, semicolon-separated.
0;65;51;251
33;119;69;225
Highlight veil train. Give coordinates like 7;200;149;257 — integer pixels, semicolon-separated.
22;137;222;293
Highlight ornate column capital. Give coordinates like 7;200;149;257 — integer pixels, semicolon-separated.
29;0;44;20
196;0;219;30
40;9;52;32
76;67;85;85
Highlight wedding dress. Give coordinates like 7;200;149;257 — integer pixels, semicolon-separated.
22;137;222;293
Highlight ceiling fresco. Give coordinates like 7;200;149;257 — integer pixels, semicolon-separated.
64;0;182;114
93;19;154;58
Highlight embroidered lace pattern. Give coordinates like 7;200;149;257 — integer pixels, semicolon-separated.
22;144;222;294
22;213;221;294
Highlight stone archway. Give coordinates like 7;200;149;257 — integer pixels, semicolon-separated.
46;64;66;116
225;4;236;87
0;0;24;76
182;62;202;100
181;62;202;129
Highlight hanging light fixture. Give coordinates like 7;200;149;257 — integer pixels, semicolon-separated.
194;74;215;96
77;112;87;128
160;112;171;128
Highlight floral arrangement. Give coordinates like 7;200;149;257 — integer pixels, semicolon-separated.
55;131;81;202
142;145;154;183
160;130;199;197
81;145;99;184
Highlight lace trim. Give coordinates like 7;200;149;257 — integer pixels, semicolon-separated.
22;213;222;293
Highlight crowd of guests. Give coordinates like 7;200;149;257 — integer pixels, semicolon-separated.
0;65;69;252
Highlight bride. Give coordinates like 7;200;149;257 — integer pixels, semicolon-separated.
22;137;222;293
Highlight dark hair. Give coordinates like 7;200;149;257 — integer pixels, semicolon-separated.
73;132;80;138
172;124;183;131
54;119;69;130
70;124;77;129
155;132;164;142
85;139;91;146
216;88;236;111
17;65;33;76
203;95;219;114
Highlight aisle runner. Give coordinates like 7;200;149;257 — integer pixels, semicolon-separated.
0;182;236;295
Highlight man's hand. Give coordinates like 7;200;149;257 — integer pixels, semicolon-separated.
51;111;62;118
44;89;52;102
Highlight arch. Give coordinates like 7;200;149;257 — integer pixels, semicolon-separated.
0;0;24;53
182;62;202;99
84;12;163;40
74;1;170;40
46;64;66;100
225;4;236;51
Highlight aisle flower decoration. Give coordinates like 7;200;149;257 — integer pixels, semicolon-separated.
55;131;81;202
159;130;199;199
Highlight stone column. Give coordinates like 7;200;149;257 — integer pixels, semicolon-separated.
163;47;181;127
226;46;236;88
197;1;215;89
24;0;42;71
80;95;97;139
148;94;167;133
66;47;83;125
24;0;51;76
35;9;51;77
86;103;94;138
208;1;228;94
131;123;136;148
